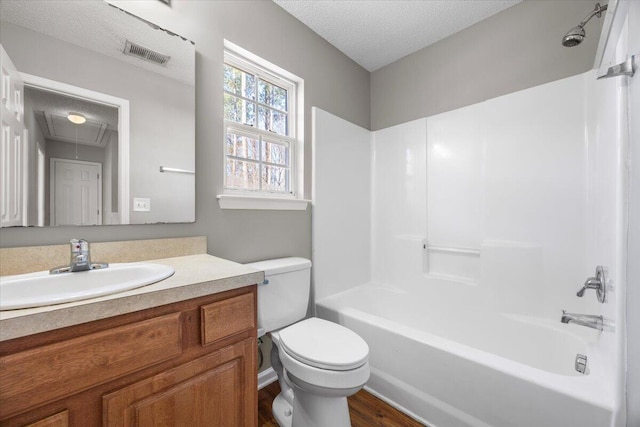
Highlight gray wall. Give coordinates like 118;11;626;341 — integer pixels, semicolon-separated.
105;131;118;218
371;0;603;130
46;140;106;166
23;92;45;226
0;0;370;264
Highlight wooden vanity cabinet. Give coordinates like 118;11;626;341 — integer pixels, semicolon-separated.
0;286;257;427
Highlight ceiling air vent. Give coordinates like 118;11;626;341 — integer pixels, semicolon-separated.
123;40;170;66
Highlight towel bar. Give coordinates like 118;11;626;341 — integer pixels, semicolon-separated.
159;166;195;174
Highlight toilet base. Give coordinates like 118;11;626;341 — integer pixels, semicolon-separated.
272;389;351;427
292;388;351;427
273;393;293;427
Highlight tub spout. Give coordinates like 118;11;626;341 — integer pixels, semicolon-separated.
561;310;603;331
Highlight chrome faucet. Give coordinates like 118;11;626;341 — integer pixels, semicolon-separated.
576;266;607;303
561;310;603;331
50;239;108;274
69;238;91;272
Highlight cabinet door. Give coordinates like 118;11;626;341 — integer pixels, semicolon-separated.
1;313;182;420
24;411;68;427
103;338;256;427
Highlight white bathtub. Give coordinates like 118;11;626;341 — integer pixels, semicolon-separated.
316;280;617;427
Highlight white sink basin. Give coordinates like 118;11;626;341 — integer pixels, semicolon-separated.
0;263;175;311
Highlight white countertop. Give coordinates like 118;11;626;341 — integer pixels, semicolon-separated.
0;254;264;342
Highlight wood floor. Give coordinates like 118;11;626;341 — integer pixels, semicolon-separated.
258;381;426;427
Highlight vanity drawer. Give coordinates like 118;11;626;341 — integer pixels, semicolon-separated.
201;292;255;345
0;313;182;419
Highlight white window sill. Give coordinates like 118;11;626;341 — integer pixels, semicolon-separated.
217;194;310;211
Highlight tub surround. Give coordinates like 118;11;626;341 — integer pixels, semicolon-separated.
312;68;625;426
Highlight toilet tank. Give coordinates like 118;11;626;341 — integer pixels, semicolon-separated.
246;257;312;333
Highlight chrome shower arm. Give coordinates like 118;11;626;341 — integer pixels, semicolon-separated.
578;3;607;28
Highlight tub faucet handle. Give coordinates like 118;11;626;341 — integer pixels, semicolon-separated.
576;266;607;303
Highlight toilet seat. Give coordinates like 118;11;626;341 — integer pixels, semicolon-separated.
274;332;370;391
277;318;369;371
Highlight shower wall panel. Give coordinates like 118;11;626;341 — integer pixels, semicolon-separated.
370;118;427;287
311;108;371;302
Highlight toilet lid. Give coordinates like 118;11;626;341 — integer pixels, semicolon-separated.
278;318;369;371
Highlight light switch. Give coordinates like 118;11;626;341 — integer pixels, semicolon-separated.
133;198;151;212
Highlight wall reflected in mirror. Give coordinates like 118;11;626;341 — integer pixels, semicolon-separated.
0;0;195;227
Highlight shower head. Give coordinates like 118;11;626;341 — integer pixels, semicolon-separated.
562;25;586;47
562;2;607;47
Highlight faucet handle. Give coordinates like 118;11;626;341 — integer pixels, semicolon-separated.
69;239;91;272
576;266;607;303
70;238;88;253
70;240;90;263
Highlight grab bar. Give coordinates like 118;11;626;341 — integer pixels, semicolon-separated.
159;166;195;175
424;245;480;256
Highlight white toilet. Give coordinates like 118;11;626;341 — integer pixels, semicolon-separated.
247;257;370;427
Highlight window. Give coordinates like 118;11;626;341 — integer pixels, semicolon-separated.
223;49;297;197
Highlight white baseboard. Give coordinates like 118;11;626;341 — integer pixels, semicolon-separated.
258;367;278;390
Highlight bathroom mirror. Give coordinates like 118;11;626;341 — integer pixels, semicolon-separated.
0;0;195;227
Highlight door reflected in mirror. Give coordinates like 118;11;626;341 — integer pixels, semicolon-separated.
0;0;195;227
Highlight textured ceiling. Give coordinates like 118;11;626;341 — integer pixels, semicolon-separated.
0;0;194;85
273;0;523;71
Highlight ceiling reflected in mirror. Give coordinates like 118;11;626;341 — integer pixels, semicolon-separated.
26;87;118;150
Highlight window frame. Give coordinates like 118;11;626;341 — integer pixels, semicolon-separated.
223;51;297;198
